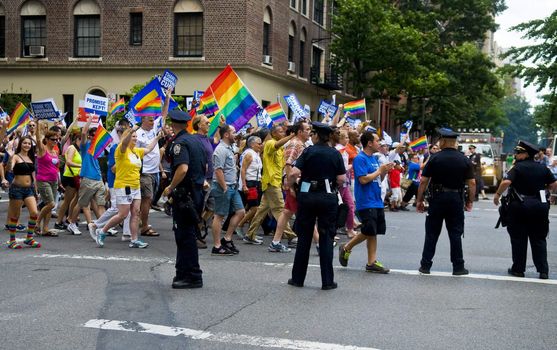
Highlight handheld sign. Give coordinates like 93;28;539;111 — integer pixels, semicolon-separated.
255;107;272;128
77;100;100;127
31;100;58;120
283;94;306;123
160;69;178;90
84;94;108;117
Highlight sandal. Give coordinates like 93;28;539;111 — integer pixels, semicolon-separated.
141;228;160;237
38;230;58;237
24;238;41;248
8;241;22;249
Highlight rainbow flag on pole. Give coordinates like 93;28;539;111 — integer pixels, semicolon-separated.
209;65;260;131
197;88;219;116
134;97;162;117
265;103;286;124
343;99;366;115
87;125;113;159
110;98;126;115
7;102;32;134
409;135;428;151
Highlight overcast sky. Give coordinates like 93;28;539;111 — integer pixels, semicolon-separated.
495;0;557;106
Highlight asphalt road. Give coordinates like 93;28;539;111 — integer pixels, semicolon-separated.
1;197;556;350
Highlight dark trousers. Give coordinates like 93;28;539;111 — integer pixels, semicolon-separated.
173;185;203;282
421;192;465;270
507;199;549;273
402;182;419;203
291;192;338;286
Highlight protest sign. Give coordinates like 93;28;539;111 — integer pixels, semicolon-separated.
318;100;338;116
77;100;100;127
283;94;306;123
255;107;272;128
304;104;311;117
31;99;58;120
123;109;137;126
160;69;178;90
84;94;108;117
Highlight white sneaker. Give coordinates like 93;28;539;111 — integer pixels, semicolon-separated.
107;228;118;236
68;222;81;235
88;223;97;241
121;234;131;242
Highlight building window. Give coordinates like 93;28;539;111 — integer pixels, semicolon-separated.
130;12;142;46
299;29;306;77
290;0;297;9
288;35;295;63
314;0;324;26
262;7;272;63
0;16;5;58
174;13;203;57
301;0;308;15
312;46;323;83
21;16;47;57
74;15;100;57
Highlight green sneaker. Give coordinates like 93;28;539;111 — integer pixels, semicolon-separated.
338;244;350;267
366;261;390;274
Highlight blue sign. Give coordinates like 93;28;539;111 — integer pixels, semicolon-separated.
31;101;59;120
124;110;137;126
318;100;338;116
284;94;307;123
160;69;178;90
255;107;272;128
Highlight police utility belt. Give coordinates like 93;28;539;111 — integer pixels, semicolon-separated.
428;184;463;195
299;179;336;194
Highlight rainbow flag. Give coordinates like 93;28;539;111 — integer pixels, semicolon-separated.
110;98;126;115
207;113;221;138
134;97;162;117
209;65;260;131
409;135;428;151
344;99;366;115
265;103;286;123
197;87;219;116
129;78;178;115
8;102;32;134
87;125;113;159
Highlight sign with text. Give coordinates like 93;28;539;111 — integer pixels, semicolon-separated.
255;107;272;128
318;100;338;116
31;99;59;120
84;94;108;117
283;93;307;123
77;100;100;127
160;70;178;90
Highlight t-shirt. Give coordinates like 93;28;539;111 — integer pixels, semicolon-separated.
261;138;284;191
284;138;305;166
389;168;402;188
407;162;421;183
79;141;102;181
136;127;160;174
114;144;145;189
195;134;214;180
353;151;383;210
212;141;237;185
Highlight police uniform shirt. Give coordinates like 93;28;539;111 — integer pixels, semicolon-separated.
295;144;345;187
422;148;474;189
506;159;555;196
169;130;207;187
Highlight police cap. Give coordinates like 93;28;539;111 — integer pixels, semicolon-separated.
168;109;191;124
436;127;459;138
514;140;538;157
311;121;334;134
468;144;476;149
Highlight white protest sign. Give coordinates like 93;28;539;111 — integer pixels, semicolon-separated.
84;94;108;117
77;100;100;127
283;94;306;123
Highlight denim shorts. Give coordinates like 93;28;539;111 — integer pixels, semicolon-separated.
211;183;244;216
9;185;36;200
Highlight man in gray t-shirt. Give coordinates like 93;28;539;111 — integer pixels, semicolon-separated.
210;124;245;256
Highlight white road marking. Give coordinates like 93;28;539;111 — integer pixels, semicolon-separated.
33;253;557;285
83;319;380;350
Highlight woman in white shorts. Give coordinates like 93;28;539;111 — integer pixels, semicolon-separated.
94;124;161;248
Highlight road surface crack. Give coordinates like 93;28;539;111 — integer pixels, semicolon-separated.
203;293;268;332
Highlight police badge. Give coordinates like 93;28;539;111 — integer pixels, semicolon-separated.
173;144;181;155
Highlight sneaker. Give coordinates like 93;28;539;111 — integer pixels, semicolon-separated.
151;204;163;211
121;235;131;242
16;224;26;232
242;236;263;245
366;261;390;274
221;238;239;254
419;266;431;274
95;229;106;248
452;268;469;276
129;239;149;249
54;222;67;230
67;222;81;235
287;237;298;248
106;228;118;236
88;223;97;241
211;246;234;256
196;239;207;249
338;244;350;267
398;206;410;212
268;242;291;253
256;235;263;240
234;227;245;240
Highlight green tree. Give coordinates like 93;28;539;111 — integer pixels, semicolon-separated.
0;90;32;115
500;95;536;153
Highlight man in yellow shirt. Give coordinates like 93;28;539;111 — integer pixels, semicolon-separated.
244;124;297;246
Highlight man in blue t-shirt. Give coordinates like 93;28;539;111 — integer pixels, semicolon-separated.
339;131;394;273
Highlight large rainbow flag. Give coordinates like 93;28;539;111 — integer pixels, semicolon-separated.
8;102;32;134
87;125;113;159
209;65;260;131
110;98;126;115
265;103;286;124
344;99;366;115
409;135;428;151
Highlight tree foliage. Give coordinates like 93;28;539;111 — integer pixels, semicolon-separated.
500;95;537;153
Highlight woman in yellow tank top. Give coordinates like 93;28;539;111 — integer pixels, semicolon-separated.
55;132;82;230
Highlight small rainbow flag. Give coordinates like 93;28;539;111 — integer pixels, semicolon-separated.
8;102;32;134
134;97;162;117
110;98;126;115
265;103;286;123
344;99;366;115
87;125;113;159
409;135;428;151
197;88;219;116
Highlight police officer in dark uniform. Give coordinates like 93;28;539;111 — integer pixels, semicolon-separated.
162;109;207;289
416;128;476;275
494;140;557;279
287;122;346;290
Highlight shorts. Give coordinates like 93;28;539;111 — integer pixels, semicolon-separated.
284;188;298;212
357;208;386;236
78;178;106;207
9;185;35;200
211;183;244;217
61;175;80;189
37;180;58;204
204;189;215;212
140;173;159;198
390;187;402;202
113;187;141;205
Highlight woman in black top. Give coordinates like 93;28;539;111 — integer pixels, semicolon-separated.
4;135;41;249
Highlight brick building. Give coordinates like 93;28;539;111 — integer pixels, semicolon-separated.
0;0;357;123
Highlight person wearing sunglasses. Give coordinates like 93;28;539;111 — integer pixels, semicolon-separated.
35;120;61;236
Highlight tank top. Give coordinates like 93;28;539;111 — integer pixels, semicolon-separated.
239;148;262;190
63;145;82;177
12;155;35;176
36;149;60;182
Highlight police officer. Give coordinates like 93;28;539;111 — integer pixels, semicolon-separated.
163;109;207;289
494;141;557;279
416;128;476;275
287;122;346;290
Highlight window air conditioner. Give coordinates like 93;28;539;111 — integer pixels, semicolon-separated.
288;62;296;72
27;45;45;57
263;55;272;65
